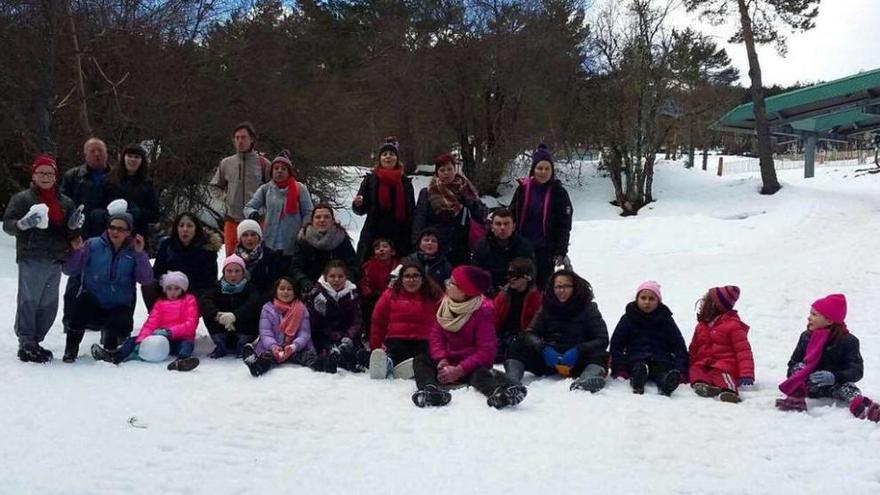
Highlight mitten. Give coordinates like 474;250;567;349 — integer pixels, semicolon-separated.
542;346;561;369
17;205;46;231
67;204;85;230
738;377;754;387
561;347;580;368
216;312;236;329
807;370;835;387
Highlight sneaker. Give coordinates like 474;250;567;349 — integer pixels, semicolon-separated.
412;384;452;408
168;357;200;372
775;395;807;412
17;344;50;363
658;370;681;396
487;384;528;409
693;382;722;398
630;363;649;394
570;376;606;393
719;390;741;403
369;349;392;379
90;343;116;364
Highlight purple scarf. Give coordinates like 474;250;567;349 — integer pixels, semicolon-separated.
517;178;552;238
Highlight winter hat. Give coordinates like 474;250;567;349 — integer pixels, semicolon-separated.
451;265;491;298
160;271;189;292
529;143;554;175
108;212;134;231
636;280;662;301
507;257;536;281
378;136;399;156
122;143;147;162
416;227;442;250
222;254;246;272
812;294;847;324
237;219;262;240
31;154;58;175
138;335;170;362
271;149;294;175
434;153;456;174
709;285;740;312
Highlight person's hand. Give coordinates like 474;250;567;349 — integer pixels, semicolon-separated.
69;236;84;250
436;359;449;370
216;312;236;329
738;377;754;387
561;347;580;368
353;195;364;207
67;204;85;230
132;234;145;253
152;328;171;339
247;210;261;221
438;365;464;384
542;346;561;369
17;206;45;231
807;370;835;387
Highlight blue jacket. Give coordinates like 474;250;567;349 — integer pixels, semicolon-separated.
63;234;153;309
609;301;688;374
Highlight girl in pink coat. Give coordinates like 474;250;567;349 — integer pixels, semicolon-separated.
91;271;200;371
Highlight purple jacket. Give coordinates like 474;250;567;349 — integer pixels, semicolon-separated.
429;297;497;375
254;302;315;355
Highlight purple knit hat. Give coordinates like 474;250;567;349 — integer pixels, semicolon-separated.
709;285;740;312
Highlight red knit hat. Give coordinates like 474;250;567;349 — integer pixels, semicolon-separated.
434;153;456;174
450;266;491;298
812;294;847;324
709;285;740;312
31;154;58;175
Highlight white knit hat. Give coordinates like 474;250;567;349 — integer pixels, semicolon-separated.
236;219;262;240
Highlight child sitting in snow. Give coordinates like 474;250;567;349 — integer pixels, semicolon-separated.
199;255;263;358
360;238;399;339
609;281;688;396
776;294;879;422
242;276;317;377
307;260;364;373
688;285;754;403
91;271;200;371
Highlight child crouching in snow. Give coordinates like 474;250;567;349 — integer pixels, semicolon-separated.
688;286;754;403
91;271;200;371
242;276;317;377
776;294;879;422
610;281;688;396
307;260;365;373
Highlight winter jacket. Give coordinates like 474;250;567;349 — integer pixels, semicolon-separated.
493;286;542;335
254;302;316;355
472;232;535;289
360;257;399;299
352;172;416;260
152;234;221;296
106;176;160;237
60;164;112;237
510;178;572;257
198;280;263;335
243;180;313;256
243;245;286;298
610;301;689;374
786;330;863;384
307;279;363;351
62;234;153;309
3;186;77;263
289;229;360;294
210;151;269;221
135;293;199;343
411;188;487;263
403;252;451;290
429;297;496;375
370;288;440;350
526;301;609;356
688;311;754;379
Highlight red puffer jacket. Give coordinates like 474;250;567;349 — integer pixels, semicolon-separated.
370;288;440;350
688;311;754;379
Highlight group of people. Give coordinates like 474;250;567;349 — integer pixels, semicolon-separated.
4;124;879;423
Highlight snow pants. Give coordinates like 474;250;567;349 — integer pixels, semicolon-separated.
14;259;62;348
689;364;739;392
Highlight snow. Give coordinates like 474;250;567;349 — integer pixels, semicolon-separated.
2;160;880;494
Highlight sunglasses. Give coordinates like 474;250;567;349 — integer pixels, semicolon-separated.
507;271;526;280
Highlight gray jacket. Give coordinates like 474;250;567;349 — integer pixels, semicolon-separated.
244;180;313;256
2;187;77;262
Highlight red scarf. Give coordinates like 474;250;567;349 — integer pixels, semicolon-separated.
273;298;306;346
36;186;64;227
374;166;408;223
273;177;300;217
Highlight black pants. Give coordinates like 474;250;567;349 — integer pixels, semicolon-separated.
533;246;554;290
385;338;428;365
61;274;81;330
509;335;608;377
67;292;135;346
361;294;380;343
629;360;673;387
413;353;515;397
808;382;861;402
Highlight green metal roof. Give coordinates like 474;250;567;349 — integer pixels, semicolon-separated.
712;67;880;141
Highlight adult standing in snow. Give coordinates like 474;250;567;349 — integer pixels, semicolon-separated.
510;143;573;288
210;122;270;256
352;136;415;260
233;219;286;298
411;153;487;266
243;149;313;260
61;211;153;362
105;143;159;244
472;208;535;295
3;154;83;362
288;204;359;296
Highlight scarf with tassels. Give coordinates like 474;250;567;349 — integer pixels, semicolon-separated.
273;177;300;217
778;327;833;397
427;173;479;220
436;295;482;333
374;166;408;223
273;298;306;345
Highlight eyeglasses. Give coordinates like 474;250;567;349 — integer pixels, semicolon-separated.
33;172;56;178
507;271;524;280
553;284;574;290
402;273;423;280
107;225;130;233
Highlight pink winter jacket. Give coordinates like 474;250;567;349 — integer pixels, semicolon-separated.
429;297;497;375
135;293;200;343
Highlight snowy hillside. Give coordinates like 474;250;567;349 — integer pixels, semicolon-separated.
2;160;880;494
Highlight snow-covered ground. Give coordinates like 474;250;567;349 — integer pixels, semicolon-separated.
2;160;880;494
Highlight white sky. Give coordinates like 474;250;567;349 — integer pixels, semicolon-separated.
674;0;880;86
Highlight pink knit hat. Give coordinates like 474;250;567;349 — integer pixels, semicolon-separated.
812;294;847;324
709;285;740;312
450;266;491;298
159;271;189;292
636;280;662;301
222;254;246;272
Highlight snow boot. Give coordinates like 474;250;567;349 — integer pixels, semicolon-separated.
504;359;526;384
658;369;681;396
310;352;338;374
208;335;228;359
630;362;649;395
63;330;84;363
412;384;452;408
90;343;116;364
775;395;807;412
850;396;880;422
18;343;50;363
570;364;606;393
100;331;119;352
168;357;200;372
693;382;722;398
719;390;741;403
369;348;392;379
34;344;53;362
486;384;528;410
392;358;415;379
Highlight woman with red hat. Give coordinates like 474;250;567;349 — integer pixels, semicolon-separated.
3;154;83;362
776;294;879;422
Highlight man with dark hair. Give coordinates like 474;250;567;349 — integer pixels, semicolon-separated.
471;208;535;295
210;122;270;255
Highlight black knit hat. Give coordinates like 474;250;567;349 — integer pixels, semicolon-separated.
529;143;554;178
122;143;147;162
378;136;399;156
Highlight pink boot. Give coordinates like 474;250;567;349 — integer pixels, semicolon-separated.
849;396;880;422
776;395;807;412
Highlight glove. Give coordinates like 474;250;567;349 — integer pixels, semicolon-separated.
216;312;236;329
247;210;261;221
67;204;85;230
542;346;561;369
152;328;171;339
807;370;835;387
106;199;128;216
438;364;464;384
738;377;754;387
561;347;580;368
338;337;354;352
16;205;46;231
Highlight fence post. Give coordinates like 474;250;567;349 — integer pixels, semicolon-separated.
717;156;724;176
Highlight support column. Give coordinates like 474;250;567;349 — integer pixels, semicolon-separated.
804;133;817;179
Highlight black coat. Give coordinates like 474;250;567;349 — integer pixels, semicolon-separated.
152;234;220;296
411;188;487;265
289;235;360;294
352;172;416;260
787;330;864;384
510;178;572;257
106;176;160;237
526;300;608;356
404;251;451;290
198;281;263;335
60;164;112;237
471;232;535;289
609;302;688;374
245;245;286;299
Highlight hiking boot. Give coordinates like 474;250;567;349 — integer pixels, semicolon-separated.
326;348;339;374
486;384;528;409
775;395;807;412
18;344;50;363
63;331;84;363
412;384;452;408
168;357;200;372
693;382;722;398
35;344;54;362
658;370;681;396
90;343;116;364
369;348;392;379
719;390;741;403
630;363;648;394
